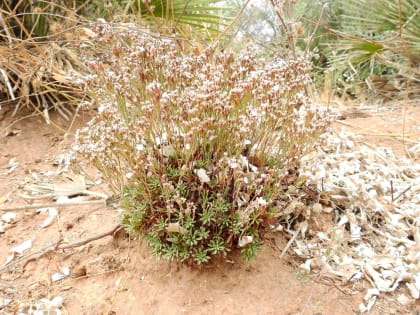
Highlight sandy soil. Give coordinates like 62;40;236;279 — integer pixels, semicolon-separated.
0;104;419;315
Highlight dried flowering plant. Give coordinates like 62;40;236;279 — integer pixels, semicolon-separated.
73;22;330;264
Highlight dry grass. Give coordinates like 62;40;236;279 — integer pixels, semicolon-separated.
0;40;88;119
0;1;95;120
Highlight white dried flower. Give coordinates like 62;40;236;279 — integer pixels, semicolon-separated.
255;197;267;206
238;235;253;247
194;168;210;183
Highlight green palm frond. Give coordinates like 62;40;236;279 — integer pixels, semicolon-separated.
321;0;419;97
328;0;419;57
136;0;233;38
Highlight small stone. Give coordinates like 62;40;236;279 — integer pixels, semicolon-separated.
71;265;87;278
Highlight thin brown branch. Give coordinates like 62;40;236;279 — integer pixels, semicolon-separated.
391;180;394;202
0;199;106;212
393;185;411;202
215;0;251;42
268;0;296;59
0;224;123;272
279;223;304;259
21;224;123;268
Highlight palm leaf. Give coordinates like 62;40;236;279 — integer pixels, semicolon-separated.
0;36;88;118
321;0;419;98
136;0;233;37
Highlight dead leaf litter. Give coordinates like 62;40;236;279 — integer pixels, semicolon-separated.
297;129;419;312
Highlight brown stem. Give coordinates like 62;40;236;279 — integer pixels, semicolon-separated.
0;224;123;271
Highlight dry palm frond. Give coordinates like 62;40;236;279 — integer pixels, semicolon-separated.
0;1;91;119
0;39;88;119
22;172;107;200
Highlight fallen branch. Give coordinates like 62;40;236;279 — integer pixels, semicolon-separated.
23;224;123;268
0;224;123;271
393;185;411;202
279;223;304;260
0;199;106;212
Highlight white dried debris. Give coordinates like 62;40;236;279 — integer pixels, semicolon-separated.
51;266;70;282
36;207;58;228
0;296;11;309
18;295;63;315
10;239;32;255
0;212;16;233
298;129;420;311
6;157;19;174
1;212;16;223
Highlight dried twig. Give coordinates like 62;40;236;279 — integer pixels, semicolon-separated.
0;199;106;212
391;180;394;202
0;224;123;271
279;223;304;260
393;185;411;202
22;224;123;268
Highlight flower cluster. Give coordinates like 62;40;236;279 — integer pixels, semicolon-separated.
73;21;330;264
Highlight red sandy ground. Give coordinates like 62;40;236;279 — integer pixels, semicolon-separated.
0;104;419;315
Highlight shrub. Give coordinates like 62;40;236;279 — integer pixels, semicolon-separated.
73;22;330;265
